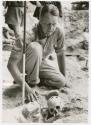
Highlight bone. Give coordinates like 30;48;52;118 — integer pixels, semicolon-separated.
47;96;64;116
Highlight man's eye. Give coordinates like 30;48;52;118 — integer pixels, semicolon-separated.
53;24;56;26
48;24;56;27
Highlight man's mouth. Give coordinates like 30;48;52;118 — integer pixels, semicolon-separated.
47;31;53;35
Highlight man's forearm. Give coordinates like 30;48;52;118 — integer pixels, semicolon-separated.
7;62;31;92
57;51;66;76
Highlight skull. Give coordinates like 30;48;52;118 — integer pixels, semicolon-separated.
47;96;62;116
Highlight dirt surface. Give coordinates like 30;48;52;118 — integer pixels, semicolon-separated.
2;48;88;123
2;2;88;123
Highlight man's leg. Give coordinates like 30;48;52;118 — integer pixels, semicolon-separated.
39;53;66;89
18;42;43;86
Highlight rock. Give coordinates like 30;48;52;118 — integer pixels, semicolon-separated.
81;67;88;71
67;45;76;51
3;84;21;97
82;40;88;50
77;55;86;61
2;101;40;123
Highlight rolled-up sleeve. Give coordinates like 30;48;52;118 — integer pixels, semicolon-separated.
55;28;65;54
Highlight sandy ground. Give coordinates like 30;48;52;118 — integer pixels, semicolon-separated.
2;47;88;123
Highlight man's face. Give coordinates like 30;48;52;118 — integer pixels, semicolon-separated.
40;13;58;36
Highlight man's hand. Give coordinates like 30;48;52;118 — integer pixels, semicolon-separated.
25;86;39;103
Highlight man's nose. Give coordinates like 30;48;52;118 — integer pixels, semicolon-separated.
49;24;54;30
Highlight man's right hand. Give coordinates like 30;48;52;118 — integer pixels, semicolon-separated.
25;86;39;103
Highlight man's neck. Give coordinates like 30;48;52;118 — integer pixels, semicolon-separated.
37;23;47;39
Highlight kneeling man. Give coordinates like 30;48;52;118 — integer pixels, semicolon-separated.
7;4;67;99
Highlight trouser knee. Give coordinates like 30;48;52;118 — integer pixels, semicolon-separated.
26;42;43;64
29;42;43;57
25;42;42;77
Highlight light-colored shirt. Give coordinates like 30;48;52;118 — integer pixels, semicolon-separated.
29;23;64;57
11;23;64;60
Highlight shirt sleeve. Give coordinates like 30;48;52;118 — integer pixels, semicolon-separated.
55;27;65;54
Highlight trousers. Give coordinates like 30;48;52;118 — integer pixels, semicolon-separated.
18;42;66;88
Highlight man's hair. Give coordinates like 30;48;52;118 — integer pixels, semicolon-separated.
40;4;59;18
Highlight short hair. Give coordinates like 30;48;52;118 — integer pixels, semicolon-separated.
40;4;59;18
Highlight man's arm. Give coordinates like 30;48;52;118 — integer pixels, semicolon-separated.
57;51;66;76
7;55;31;93
55;27;66;76
7;49;37;101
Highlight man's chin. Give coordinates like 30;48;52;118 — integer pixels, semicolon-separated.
47;32;53;36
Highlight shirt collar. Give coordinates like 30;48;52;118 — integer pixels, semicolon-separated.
37;23;47;40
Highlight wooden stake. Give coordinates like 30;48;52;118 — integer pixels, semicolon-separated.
22;1;26;104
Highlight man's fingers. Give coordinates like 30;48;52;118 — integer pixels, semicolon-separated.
33;91;41;102
27;94;31;101
35;91;39;96
25;94;33;103
32;92;38;101
26;88;41;102
30;93;36;102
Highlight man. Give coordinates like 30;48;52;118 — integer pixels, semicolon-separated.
4;1;24;47
7;4;66;101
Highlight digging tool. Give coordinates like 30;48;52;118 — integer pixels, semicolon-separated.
22;1;26;104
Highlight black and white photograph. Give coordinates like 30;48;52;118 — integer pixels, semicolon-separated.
1;0;89;123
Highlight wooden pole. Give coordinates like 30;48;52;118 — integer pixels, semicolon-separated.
22;1;26;104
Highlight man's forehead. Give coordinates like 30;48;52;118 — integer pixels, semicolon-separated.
40;13;58;24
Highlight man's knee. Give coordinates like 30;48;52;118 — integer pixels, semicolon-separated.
57;78;66;88
25;42;43;73
29;42;42;56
